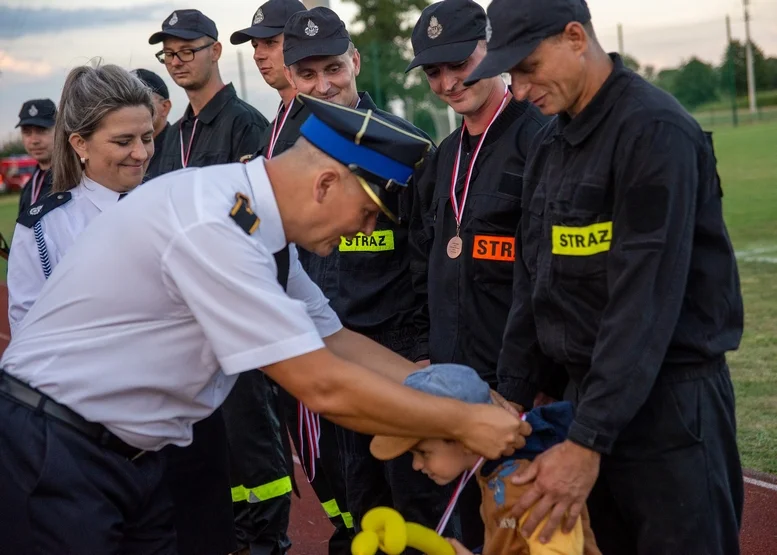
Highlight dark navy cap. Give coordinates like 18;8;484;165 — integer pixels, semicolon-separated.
132;69;170;100
16;99;56;129
296;93;432;223
230;0;306;44
283;7;351;67
406;0;486;72
370;364;492;460
464;0;591;85
148;9;219;45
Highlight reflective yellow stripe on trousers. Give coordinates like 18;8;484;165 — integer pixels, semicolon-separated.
321;498;354;529
231;476;292;503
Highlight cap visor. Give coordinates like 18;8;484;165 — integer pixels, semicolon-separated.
230;26;283;45
405;40;479;72
370;435;419;461
15;118;54;129
463;40;540;86
284;38;350;67
148;29;207;45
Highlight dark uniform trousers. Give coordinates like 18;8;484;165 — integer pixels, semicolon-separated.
278;387;354;555
162;408;237;555
0;381;176;553
567;359;744;555
221;372;292;555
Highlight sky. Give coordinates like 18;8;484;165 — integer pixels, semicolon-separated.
1;0;776;141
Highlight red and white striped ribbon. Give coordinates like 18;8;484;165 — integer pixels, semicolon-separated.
297;401;321;483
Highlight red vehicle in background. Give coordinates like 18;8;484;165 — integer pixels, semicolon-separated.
0;155;37;194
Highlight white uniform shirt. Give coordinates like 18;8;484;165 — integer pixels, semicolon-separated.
7;176;124;335
1;159;342;451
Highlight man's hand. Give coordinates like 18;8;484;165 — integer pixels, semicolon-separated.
490;389;524;417
447;539;475;554
510;440;600;543
416;359;431;368
456;404;532;459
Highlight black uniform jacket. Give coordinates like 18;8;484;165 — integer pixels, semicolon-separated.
145;122;170;182
497;54;744;454
18;166;53;217
153;83;268;174
409;96;547;385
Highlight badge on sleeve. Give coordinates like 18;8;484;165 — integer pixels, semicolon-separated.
229;193;260;235
17;192;72;228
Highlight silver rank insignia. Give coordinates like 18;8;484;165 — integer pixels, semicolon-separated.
169;12;178;26
253;8;264;25
304;19;319;37
427;16;443;39
28;105;38;117
30;206;42;216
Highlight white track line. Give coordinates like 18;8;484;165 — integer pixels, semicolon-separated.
744;476;777;492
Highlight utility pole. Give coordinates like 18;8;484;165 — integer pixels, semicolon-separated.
743;0;758;113
726;15;739;127
617;24;624;55
236;50;248;102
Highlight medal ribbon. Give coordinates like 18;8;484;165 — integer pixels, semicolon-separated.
30;169;46;204
267;99;294;160
297;402;321;483
179;119;199;168
449;86;510;235
435;410;527;535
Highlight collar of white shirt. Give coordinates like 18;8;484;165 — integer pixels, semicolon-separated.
79;175;123;212
243;157;288;254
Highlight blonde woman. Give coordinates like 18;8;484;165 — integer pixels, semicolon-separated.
8;64;154;334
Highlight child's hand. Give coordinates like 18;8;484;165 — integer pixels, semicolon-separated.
447;538;475;555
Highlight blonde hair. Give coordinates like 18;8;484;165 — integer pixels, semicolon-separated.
51;63;154;192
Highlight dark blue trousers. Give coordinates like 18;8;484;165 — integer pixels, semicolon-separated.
0;392;176;554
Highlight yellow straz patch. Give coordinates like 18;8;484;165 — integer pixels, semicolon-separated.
339;230;395;252
552;221;612;256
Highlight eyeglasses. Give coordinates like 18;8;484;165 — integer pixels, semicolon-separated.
156;42;214;64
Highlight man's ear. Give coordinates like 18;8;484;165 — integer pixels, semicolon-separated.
351;48;361;78
313;167;341;205
565;21;588;54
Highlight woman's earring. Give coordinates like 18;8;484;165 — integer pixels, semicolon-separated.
80;157;87;164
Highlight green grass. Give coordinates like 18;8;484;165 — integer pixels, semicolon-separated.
0;195;20;277
0;123;775;472
713;121;777;474
694;89;777;114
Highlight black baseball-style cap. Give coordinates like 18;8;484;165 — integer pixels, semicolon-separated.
406;0;486;72
132;69;170;100
16;99;56;129
297;93;433;223
464;0;591;85
283;7;351;67
148;9;219;45
230;0;306;44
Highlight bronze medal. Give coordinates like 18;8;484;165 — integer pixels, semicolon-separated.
447;236;463;259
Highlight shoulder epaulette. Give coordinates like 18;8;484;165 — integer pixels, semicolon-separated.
229;193;260;235
17;191;72;228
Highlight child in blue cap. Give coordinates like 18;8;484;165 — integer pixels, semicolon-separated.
370;364;600;555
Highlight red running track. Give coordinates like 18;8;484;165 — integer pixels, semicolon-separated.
0;286;774;554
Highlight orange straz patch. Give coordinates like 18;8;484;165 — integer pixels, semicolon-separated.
472;235;515;261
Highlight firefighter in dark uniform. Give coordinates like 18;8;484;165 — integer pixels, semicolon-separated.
226;1;307;553
465;1;745;553
131;69;172;182
150;9;269;173
15;99;56;216
405;0;547;548
144;9;269;555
